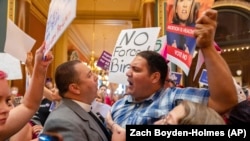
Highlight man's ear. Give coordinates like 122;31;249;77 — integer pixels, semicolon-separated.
151;72;161;84
69;83;80;95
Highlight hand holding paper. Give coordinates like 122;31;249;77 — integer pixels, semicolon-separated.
194;9;217;49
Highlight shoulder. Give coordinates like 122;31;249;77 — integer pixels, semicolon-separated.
163;87;209;103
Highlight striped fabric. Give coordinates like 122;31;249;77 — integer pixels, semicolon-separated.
111;87;209;128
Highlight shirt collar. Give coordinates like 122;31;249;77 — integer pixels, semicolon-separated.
72;100;91;112
125;88;164;104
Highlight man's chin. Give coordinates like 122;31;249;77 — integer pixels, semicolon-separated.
126;89;133;94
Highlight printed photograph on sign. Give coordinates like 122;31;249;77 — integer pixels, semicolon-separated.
166;0;214;75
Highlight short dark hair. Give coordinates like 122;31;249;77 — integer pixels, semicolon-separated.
99;84;107;89
136;51;168;86
55;60;82;97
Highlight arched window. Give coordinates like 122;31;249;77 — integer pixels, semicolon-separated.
214;7;250;46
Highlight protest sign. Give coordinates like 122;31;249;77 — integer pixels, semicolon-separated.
166;0;214;75
154;35;167;58
0;53;22;80
97;51;112;70
169;71;182;85
108;27;160;85
44;0;77;55
4;19;36;62
199;69;208;86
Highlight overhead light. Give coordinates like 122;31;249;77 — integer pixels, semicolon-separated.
236;69;242;76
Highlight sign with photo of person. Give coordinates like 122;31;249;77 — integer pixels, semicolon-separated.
166;0;214;75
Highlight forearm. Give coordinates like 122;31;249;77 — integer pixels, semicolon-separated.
43;86;53;101
23;64;47;112
202;46;237;113
194;9;237;114
25;63;33;76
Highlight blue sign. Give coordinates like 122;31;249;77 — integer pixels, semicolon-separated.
199;69;208;85
169;72;182;85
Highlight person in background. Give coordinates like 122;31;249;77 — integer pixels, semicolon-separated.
96;88;106;103
0;43;53;140
42;60;111;141
165;79;176;88
91;84;112;122
112;94;124;104
45;78;54;90
98;84;112;106
227;99;250;125
222;80;248;124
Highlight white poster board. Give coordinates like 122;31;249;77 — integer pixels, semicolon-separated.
4;19;36;62
44;0;77;55
154;35;167;57
0;53;22;80
108;27;160;85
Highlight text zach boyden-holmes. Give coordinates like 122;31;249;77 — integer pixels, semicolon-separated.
129;129;225;138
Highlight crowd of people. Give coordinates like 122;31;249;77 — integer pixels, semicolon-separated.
0;6;249;141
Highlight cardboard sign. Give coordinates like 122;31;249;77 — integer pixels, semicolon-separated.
166;0;214;75
0;53;22;80
4;19;36;62
44;0;77;55
154;35;167;58
97;51;112;70
108;27;160;85
169;71;182;85
199;69;208;86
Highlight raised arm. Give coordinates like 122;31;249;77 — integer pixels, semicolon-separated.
1;43;53;139
25;52;34;76
194;9;237;114
25;51;54;101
